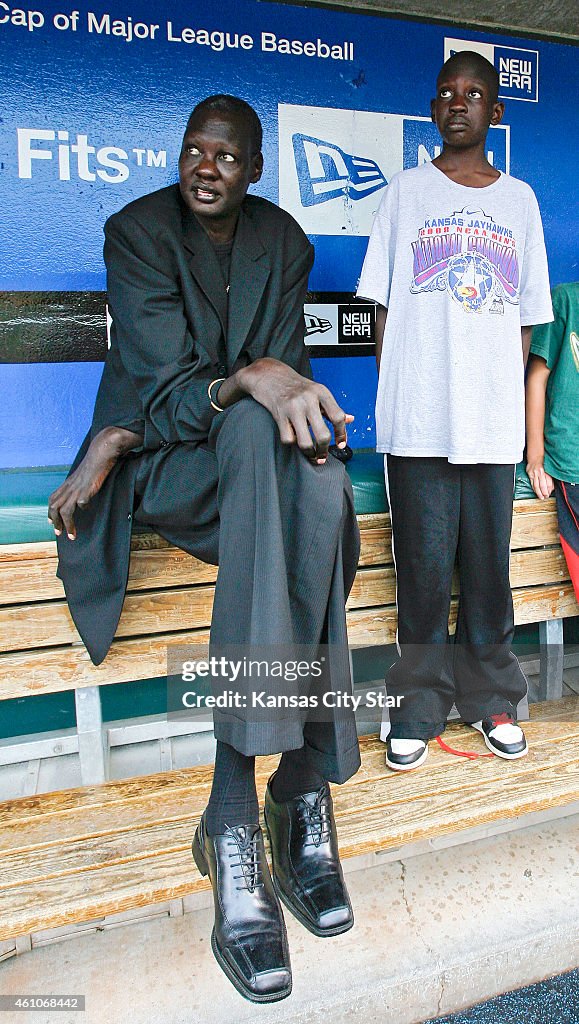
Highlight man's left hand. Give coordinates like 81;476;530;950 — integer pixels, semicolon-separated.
218;358;354;464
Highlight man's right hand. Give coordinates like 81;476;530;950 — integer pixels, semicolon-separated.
218;358;353;464
48;426;143;540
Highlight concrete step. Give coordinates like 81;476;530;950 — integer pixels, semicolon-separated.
1;813;578;1024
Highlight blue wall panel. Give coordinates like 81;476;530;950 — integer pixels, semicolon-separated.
0;363;101;467
0;2;577;466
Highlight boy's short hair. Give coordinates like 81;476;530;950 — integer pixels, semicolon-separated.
437;51;500;104
186;95;263;155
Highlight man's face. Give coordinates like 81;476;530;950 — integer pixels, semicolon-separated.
430;66;504;148
178;112;263;231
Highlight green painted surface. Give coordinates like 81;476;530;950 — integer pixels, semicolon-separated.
0;458;541;544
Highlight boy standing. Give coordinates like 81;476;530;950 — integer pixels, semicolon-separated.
357;51;554;770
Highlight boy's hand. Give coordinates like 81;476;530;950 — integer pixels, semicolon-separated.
526;459;554;500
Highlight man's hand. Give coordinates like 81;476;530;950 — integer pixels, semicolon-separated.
219;358;353;464
48;426;143;540
526;458;554;500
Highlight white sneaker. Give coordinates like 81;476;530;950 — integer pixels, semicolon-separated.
470;714;528;759
386;738;429;771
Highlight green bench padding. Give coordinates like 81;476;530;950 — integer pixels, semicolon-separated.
514;461;537;500
0;457;538;545
0;469;69;544
345;451;388;515
343;454;537;514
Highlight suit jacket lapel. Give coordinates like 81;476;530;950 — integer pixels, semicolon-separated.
181;211;228;340
226;205;271;367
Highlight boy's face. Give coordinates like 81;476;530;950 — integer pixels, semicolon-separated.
430;66;504;149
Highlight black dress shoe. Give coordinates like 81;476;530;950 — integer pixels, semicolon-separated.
264;779;354;937
192;813;291;1003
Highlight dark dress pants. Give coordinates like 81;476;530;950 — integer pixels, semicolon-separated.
133;398;361;784
385;455;528;740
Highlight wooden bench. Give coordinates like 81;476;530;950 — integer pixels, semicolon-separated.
2;696;578;945
1;478;578;948
0;496;577;784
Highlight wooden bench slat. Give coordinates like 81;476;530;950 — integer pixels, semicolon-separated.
0;584;398;653
2;530;395;605
348;547;571;612
336;732;579;815
2;724;578;853
0;533;173;562
0;587;217;652
2;851;204;939
510;504;560;548
4;540;565;610
0;630;211;700
513;582;579;625
358;525;392;566
0;548;219;606
347;582;579;647
0;498;558;578
9;747;579;874
510;547;570;587
353;501;559;552
336;758;579;859
348;566;397;609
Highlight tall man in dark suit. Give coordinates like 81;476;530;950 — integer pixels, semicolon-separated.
49;96;361;1003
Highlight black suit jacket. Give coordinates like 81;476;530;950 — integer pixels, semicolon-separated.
57;185;315;663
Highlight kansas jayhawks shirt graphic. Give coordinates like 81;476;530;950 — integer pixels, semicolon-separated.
410;206;520;315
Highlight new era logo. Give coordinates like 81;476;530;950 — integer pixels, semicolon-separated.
292;133;387;207
303;302;376;347
305;313;333;336
445;38;539;102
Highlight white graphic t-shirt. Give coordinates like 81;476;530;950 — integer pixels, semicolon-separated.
357;161;554;463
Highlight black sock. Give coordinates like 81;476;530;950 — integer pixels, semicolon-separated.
270;747;324;803
205;741;259;836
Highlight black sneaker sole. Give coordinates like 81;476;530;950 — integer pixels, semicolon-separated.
385;743;429;772
470;723;528;759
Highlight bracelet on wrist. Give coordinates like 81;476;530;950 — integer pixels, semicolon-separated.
208;378;226;413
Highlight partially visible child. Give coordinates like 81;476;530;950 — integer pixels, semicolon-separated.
526;282;579;600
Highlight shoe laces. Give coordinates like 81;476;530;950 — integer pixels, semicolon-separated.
225;825;264;892
490;711;515;727
299;791;331;847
